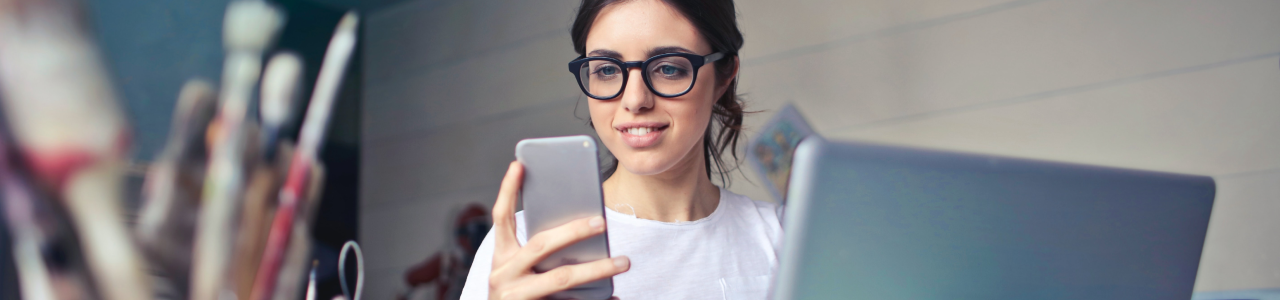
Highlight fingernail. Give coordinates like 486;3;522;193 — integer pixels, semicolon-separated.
589;216;604;229
613;256;629;270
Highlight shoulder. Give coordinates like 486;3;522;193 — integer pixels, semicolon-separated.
720;188;782;222
718;188;784;235
717;188;786;259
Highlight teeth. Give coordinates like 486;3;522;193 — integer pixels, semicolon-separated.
625;127;657;135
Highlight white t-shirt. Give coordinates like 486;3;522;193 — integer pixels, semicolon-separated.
460;187;784;299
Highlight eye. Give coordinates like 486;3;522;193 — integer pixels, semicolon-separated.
591;64;623;81
652;64;689;78
660;65;680;75
596;65;620;76
599;66;619;75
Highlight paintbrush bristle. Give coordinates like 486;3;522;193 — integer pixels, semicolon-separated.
170;79;218;154
223;0;284;51
260;52;302;127
174;80;216;128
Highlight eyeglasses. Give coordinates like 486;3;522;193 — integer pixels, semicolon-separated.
568;52;725;100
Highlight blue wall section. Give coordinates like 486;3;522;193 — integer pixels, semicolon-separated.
83;0;229;161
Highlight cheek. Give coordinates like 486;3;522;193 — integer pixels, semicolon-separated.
669;89;716;141
687;71;719;125
587;100;616;134
695;68;720;105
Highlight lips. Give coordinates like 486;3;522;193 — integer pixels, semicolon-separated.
614;122;669;149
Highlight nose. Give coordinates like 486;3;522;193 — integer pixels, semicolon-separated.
619;67;654;113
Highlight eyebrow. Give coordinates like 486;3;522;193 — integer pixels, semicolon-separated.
587;46;697;60
587;49;623;59
646;46;695;57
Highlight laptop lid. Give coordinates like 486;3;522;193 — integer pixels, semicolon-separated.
774;136;1216;300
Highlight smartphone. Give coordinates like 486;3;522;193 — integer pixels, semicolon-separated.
515;135;613;300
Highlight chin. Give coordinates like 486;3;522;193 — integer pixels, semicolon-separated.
616;152;680;176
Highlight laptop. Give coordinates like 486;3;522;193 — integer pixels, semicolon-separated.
773;136;1216;300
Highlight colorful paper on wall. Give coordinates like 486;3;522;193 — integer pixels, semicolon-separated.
747;103;815;205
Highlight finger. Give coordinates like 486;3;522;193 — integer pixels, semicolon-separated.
514;256;630;299
491;161;524;259
503;216;605;274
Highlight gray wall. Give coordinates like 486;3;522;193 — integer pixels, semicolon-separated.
361;0;1280;298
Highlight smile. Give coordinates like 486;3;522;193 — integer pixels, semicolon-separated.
614;123;670;148
624;126;663;135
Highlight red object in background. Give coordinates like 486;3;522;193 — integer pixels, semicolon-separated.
400;204;490;300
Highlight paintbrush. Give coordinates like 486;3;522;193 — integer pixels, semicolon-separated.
250;12;358;300
0;0;150;299
230;52;303;299
270;164;324;300
259;52;303;159
136;79;218;297
190;1;284;300
0;137;62;300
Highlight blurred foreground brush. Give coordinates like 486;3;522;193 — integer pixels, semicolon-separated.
0;129;98;300
0;0;151;299
0;155;59;300
251;11;358;300
259;52;303;160
189;1;284;300
268;164;323;300
135;79;218;298
231;52;304;300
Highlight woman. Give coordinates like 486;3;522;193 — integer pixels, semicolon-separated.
460;0;781;298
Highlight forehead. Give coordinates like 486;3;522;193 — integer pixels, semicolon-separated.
585;0;710;58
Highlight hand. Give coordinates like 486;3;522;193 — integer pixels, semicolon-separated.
488;161;630;300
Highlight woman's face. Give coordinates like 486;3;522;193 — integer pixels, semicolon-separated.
585;0;727;176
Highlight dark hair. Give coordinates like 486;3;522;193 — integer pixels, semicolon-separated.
572;0;747;185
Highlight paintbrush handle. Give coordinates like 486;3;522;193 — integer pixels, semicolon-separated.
295;12;358;161
248;159;308;300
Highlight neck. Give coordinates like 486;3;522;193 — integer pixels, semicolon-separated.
603;143;721;223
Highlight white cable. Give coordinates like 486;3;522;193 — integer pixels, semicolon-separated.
339;241;364;300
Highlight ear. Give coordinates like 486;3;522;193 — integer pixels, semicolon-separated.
713;56;740;101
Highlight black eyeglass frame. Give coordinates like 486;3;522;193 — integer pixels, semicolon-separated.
568;52;726;100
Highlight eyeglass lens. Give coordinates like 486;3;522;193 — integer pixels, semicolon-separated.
579;56;697;98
